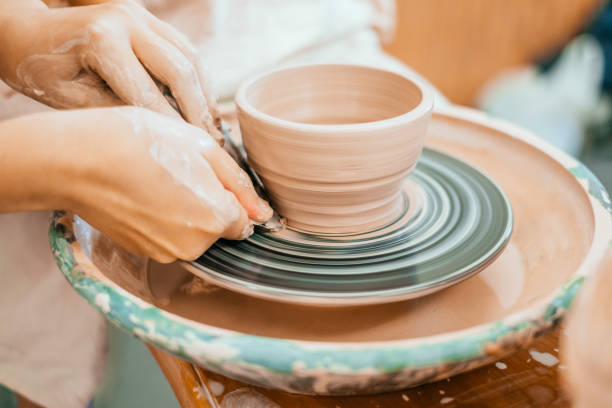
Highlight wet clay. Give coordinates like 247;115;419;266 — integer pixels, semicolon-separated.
235;64;434;233
81;112;596;342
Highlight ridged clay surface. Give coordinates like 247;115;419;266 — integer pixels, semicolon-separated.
235;64;434;233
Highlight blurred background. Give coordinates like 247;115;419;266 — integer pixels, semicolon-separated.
386;0;611;190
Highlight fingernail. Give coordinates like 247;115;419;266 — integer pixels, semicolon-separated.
255;199;274;222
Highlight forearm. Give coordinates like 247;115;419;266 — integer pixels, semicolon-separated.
0;110;87;213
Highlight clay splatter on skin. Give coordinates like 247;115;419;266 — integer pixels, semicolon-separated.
115;107;247;237
148;139;237;224
15;52;119;108
52;29;91;54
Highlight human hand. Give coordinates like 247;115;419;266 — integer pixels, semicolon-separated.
61;107;272;262
0;0;222;142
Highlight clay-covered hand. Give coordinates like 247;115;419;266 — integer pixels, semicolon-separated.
0;0;222;142
73;107;273;262
0;107;272;263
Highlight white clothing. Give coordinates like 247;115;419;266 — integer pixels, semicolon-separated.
0;1;442;407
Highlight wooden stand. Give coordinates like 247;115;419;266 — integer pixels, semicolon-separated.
149;328;568;407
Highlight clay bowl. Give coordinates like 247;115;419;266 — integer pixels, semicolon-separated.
235;64;434;233
50;107;612;395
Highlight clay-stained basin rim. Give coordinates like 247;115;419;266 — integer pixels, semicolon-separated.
235;63;435;132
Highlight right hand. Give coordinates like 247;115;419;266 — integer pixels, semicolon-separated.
0;0;223;142
65;107;272;263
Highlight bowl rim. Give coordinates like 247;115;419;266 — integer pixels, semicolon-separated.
235;63;435;133
50;106;612;379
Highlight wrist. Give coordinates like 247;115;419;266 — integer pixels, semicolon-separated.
51;107;146;215
0;109;99;213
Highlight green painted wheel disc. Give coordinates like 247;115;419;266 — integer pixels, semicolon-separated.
188;149;513;305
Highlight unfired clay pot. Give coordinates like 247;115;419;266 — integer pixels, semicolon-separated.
235;64;434;233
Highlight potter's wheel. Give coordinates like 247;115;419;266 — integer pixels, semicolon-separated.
50;108;612;396
184;149;513;305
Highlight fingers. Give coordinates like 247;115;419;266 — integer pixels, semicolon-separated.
66;74;124;107
219;191;253;241
131;29;223;143
142;15;217;111
177;153;253;242
202;145;273;223
83;40;181;120
143;16;223;138
41;77;123;109
181;155;253;241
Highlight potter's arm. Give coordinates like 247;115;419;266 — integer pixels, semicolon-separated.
0;107;271;262
0;107;70;214
0;0;222;142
